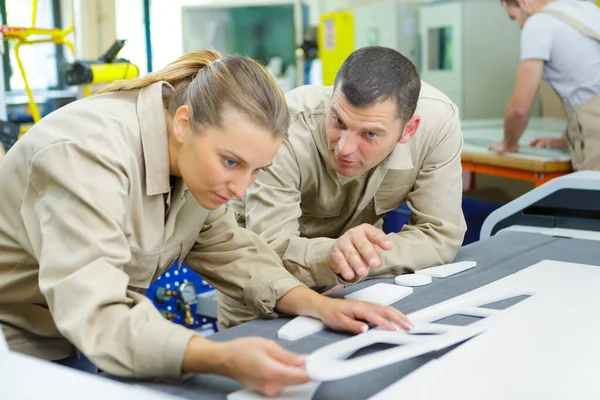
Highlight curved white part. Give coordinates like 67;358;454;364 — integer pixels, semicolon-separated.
277;316;326;341
306;324;482;381
395;274;432;287
480;171;600;240
406;323;448;335
344;283;413;305
307;289;532;381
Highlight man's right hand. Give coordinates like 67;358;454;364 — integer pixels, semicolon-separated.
529;136;568;149
327;223;393;281
183;336;310;397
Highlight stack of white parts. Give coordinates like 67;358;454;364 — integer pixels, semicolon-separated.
308;260;600;399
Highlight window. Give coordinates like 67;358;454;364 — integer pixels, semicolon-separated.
427;26;453;71
1;0;64;92
115;0;148;76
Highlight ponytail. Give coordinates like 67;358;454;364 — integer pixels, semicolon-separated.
101;49;221;93
102;49;289;139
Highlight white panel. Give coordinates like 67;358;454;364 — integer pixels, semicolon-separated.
181;8;231;55
419;0;538;119
228;382;321;400
307;260;600;388
369;261;600;400
415;261;477;278
0;352;182;400
462;1;530;118
353;2;419;67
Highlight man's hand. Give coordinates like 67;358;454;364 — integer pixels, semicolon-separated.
316;297;412;334
489;139;519;154
327;224;392;281
529;136;568;149
184;336;310;397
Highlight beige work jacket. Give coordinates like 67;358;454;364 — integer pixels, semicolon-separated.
0;82;302;379
233;83;466;287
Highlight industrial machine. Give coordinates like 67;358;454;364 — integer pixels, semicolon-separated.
480;171;600;241
64;39;139;88
146;262;218;334
179;1;306;90
418;0;541;119
353;1;420;70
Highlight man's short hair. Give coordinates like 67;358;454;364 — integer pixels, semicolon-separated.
334;46;421;123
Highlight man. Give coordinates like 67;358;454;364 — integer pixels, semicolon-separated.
490;0;600;171
228;46;465;325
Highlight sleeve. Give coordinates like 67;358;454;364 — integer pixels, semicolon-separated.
241;136;339;289
23;142;196;379
375;102;467;276
520;15;554;62
183;206;306;319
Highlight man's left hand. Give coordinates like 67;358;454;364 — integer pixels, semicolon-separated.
489;140;519;154
327;224;393;281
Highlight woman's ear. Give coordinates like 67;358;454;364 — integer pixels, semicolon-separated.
173;105;192;144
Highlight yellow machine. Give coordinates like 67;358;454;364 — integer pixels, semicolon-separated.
318;10;354;86
65;39;139;91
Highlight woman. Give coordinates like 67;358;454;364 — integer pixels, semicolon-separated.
0;50;411;396
490;0;600;171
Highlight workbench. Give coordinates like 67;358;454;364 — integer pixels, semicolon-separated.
461;118;572;187
105;231;600;399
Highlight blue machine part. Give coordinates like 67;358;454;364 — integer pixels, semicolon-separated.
146;262;216;331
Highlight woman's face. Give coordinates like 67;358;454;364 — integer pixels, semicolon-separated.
171;106;283;210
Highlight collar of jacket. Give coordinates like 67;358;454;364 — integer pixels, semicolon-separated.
383;141;414;170
138;81;173;196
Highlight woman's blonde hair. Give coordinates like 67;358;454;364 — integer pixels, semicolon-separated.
101;49;289;138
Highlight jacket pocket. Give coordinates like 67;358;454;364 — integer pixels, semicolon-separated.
303;193;346;218
126;248;161;289
374;186;412;215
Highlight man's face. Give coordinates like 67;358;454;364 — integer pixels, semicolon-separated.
326;89;409;177
503;1;531;29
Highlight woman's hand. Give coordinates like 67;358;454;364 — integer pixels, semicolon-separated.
276;286;412;335
315;297;412;334
183;336;310;397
